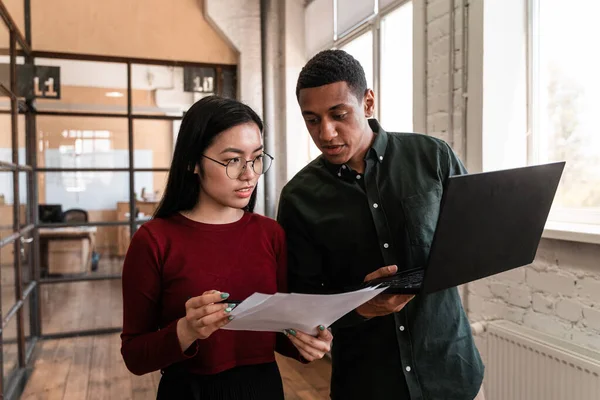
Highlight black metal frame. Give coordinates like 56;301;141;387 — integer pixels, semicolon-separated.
0;1;34;398
0;1;238;398
29;55;235;331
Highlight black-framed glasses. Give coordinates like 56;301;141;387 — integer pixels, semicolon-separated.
202;152;274;180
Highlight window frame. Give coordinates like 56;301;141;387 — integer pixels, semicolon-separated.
319;0;416;127
527;0;600;241
304;0;419;159
466;0;600;245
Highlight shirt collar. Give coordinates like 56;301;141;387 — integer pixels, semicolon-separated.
321;118;389;181
367;118;389;163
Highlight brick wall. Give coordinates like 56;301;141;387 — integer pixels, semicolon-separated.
468;239;600;350
425;0;465;155
424;0;600;352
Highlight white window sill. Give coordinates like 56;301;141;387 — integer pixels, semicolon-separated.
543;221;600;245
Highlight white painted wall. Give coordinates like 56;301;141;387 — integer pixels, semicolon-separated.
204;0;312;215
203;0;266;214
283;0;314;183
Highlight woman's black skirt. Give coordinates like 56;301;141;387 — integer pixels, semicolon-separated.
156;362;285;400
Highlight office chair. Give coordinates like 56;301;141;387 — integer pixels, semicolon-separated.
62;208;88;223
62;208;100;271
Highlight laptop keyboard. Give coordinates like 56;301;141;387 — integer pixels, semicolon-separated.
386;269;425;289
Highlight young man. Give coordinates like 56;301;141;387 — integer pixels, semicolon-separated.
277;50;485;399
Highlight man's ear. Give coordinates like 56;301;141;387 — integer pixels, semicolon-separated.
191;163;200;175
363;89;375;118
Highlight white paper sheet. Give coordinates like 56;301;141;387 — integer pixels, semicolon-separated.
223;286;386;335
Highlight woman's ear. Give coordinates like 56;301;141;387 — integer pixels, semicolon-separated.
188;163;200;175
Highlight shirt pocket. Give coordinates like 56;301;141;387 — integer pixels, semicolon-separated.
401;188;442;247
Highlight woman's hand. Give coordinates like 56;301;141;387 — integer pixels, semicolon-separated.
177;290;234;351
284;325;333;362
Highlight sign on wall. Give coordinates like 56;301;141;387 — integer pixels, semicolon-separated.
0;64;61;99
29;65;61;99
183;66;216;94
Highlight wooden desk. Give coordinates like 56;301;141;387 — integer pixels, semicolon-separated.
0;204;26;266
39;227;97;275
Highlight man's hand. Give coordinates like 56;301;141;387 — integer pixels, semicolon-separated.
356;265;415;318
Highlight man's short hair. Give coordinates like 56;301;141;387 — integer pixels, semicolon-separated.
296;49;368;100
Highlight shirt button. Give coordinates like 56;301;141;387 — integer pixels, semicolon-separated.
342;165;347;169
383;243;389;249
399;326;405;331
373;203;378;209
337;172;342;177
379;156;383;161
406;366;411;372
356;175;361;180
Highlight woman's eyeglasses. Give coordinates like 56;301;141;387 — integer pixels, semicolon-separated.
202;152;274;180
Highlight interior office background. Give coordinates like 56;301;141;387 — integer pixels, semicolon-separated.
0;0;598;399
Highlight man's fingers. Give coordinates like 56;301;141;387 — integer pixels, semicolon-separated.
372;293;413;304
358;293;415;318
388;294;414;306
377;294;414;313
392;295;415;311
364;265;398;282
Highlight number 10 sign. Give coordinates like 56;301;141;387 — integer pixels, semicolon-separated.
183;67;216;94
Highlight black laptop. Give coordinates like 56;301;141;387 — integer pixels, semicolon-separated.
365;162;566;295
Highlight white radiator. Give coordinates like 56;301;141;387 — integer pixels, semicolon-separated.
478;321;600;400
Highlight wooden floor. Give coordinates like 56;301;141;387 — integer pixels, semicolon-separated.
4;257;331;399
20;334;332;400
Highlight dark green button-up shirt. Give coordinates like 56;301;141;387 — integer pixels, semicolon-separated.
277;119;484;400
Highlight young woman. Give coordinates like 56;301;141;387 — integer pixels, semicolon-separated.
121;96;333;399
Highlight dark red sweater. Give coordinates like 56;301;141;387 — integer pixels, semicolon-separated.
120;212;298;376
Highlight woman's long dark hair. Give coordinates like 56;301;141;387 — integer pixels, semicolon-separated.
154;96;263;219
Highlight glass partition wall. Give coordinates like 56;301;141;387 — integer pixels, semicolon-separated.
0;2;238;398
1;1;35;397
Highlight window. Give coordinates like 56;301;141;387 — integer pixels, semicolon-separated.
380;2;413;132
305;0;414;130
340;30;374;90
530;0;600;225
58;130;113;193
472;0;600;241
336;0;376;36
